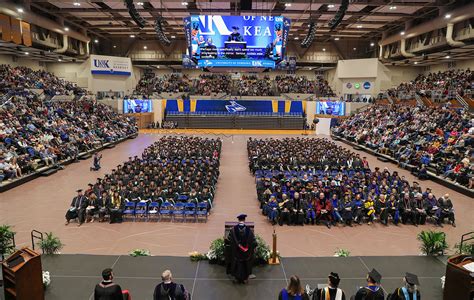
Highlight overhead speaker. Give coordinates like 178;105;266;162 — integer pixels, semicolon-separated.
154;16;171;46
328;0;349;30
241;0;253;10
301;21;317;48
124;0;146;28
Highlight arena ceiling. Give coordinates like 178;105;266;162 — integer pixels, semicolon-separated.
28;0;464;42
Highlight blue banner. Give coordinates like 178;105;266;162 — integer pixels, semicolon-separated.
184;15;290;69
197;59;275;68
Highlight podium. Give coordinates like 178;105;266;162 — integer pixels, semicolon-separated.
2;247;44;300
443;255;474;300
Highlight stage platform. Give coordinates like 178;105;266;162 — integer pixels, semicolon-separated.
4;254;445;300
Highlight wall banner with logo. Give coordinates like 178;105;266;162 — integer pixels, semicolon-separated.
90;55;132;76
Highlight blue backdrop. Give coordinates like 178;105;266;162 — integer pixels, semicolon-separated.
316;102;345;116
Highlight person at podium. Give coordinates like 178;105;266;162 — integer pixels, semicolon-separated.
228;214;256;284
227;26;244;42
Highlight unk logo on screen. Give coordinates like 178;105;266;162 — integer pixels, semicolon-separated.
225;101;246;113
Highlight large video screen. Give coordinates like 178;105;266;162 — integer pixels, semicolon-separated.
184;15;290;68
316;102;345;116
123;99;152;113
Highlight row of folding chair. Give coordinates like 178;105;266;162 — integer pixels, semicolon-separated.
122;201;208;222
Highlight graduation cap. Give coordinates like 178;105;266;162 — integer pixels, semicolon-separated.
232;26;240;30
237;214;247;221
368;268;382;284
76;189;83;193
88;183;93;187
405;273;420;286
328;272;340;285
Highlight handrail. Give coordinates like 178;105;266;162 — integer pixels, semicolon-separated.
31;230;44;252
414;93;424;106
455;92;469;110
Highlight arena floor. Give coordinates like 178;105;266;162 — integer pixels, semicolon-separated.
1;130;472;257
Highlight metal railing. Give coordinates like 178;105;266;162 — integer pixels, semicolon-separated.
455;92;469;109
459;231;474;254
414;93;424;106
31;230;44;252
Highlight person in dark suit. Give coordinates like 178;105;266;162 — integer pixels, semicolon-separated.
153;270;187;300
227;26;244;42
94;268;124;300
352;269;385;300
65;189;88;226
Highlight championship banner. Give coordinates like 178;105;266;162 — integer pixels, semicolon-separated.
184;15;290;69
90;55;131;76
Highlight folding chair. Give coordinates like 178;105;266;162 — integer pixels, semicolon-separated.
196;202;208;222
184;202;196;222
147;202;160;222
122;202;136;221
135;202;147;221
159;202;173;221
172;202;185;222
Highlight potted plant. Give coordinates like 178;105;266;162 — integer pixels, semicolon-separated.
189;251;208;262
206;238;225;265
417;230;448;256
454;242;474;255
129;249;151;257
0;225;15;260
38;232;64;255
334;248;351;257
254;235;271;265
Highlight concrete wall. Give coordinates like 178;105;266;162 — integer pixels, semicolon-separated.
0;54;44;70
422;59;474;74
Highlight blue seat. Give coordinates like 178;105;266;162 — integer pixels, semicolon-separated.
147;202;160;221
135;202;147;221
177;195;188;202
196;202;208;222
159;202;173;221
172;202;185;221
184;203;196;222
123;202;136;221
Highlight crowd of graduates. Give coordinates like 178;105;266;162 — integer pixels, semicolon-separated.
332;104;473;189
65;136;222;226
195;74;232;95
134;73;192;96
248;137;456;228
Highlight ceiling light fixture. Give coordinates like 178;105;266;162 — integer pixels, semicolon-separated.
113;45;117;48
136;2;144;5
400;31;405;35
143;46;147;49
58;59;62;62
73;2;81;6
414;62;418;65
445;55;450;59
328;4;335;8
181;1;188;5
322;48;326;51
353;47;357;50
171;35;176;38
445;14;451;19
24;52;29;55
17;8;24;13
130;34;135;38
370;42;375;46
357;25;362;28
94;39;99;43
294;37;299;40
285;3;291;7
334;37;340;40
389;6;397;10
64;27;69;31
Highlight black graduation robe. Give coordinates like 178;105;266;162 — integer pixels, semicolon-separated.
353;286;385;300
228;224;256;283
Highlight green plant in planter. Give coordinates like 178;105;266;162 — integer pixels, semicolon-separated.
129;249;151;257
454;242;474;255
0;225;16;259
206;238;225;264
38;232;64;255
255;235;271;264
189;251;208;262
417;230;448;256
334;248;351;257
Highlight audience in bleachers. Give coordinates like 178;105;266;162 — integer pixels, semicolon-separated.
388;68;472;100
0;65;85;97
248;137;457;228
65;136;221;225
195;74;232;95
134;73;192;96
332;105;473;189
238;75;274;96
275;75;335;97
0;95;137;183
